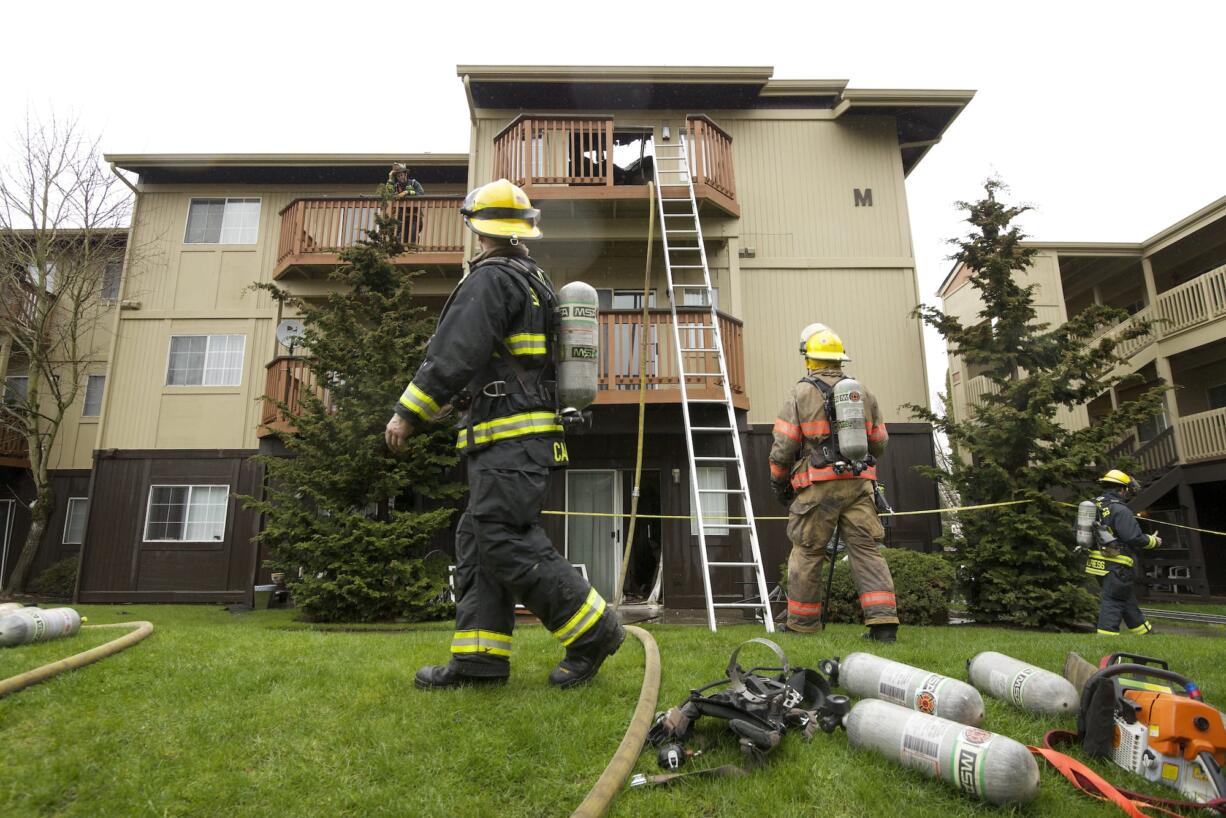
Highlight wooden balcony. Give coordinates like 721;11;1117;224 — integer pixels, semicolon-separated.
492;114;739;217
274;196;464;279
258;356;330;438
0;414;29;468
260;307;749;436
595;308;748;411
1179;406;1226;464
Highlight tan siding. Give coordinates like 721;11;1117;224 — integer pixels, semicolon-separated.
742;268;929;425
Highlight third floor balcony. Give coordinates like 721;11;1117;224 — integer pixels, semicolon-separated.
492;114;739;217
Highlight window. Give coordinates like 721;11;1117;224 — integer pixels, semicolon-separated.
690;467;729;536
26;262;56;292
678;286;718;310
597;289;656;310
144;485;229;542
63;497;89;545
1137;411;1169;443
166;335;245;386
1209;384;1226;411
4;376;28;405
184;198;261;244
101;262;122;300
83;375;105;417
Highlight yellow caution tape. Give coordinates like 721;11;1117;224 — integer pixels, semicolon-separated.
541;498;1031;522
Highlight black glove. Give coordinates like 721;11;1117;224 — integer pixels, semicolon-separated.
772;480;795;508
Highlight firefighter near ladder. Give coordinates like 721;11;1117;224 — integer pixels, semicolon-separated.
768;325;899;641
385;178;624;690
1075;469;1160;637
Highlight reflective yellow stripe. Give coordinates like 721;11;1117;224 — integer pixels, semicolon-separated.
450;629;513;657
399;382;440;421
1128;621;1153;635
503;333;548;356
552;588;606;647
455;411;562;449
1085;552;1109;576
1096;629;1120;636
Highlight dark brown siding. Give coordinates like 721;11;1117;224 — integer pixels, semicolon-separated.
76;450;263;604
0;468;92;588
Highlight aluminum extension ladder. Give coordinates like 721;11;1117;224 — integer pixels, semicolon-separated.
650;135;774;633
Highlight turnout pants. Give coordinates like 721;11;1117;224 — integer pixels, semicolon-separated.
450;438;611;676
1096;563;1153;636
785;479;898;632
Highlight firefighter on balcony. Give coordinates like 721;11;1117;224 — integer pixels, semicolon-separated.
1080;469;1160;636
386;163;425;243
768;325;899;641
385;179;624;690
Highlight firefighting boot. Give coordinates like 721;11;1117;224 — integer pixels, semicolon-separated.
414;660;508;690
548;613;626;689
862;623;898;643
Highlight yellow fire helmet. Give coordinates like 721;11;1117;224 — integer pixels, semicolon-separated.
802;325;851;363
460;179;542;241
1099;469;1135;488
797;322;829;354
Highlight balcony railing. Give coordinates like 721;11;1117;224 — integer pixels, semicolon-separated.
491;114;737;212
596;308;748;410
275;196;464;276
1155;262;1226;335
1179;406;1226;464
0;414;28;466
259;356;331;437
965;374;1001;408
1106;426;1179;479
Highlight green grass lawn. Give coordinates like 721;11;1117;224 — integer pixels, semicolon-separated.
1;605;1223;818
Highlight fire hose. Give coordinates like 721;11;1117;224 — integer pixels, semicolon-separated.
0;620;154;698
570;624;660;818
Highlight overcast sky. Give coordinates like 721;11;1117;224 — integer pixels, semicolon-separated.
6;1;1225;406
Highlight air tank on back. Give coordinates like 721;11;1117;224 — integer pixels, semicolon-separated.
556;281;599;411
845;699;1041;806
0;606;83;647
831;378;869;463
967;651;1080;716
1075;500;1097;548
827;652;985;726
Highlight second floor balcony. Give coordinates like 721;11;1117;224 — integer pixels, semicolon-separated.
259;307;748;436
274;196;465;279
492;114;739;217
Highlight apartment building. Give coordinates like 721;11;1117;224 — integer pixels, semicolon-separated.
940;196;1226;597
6;66;974;607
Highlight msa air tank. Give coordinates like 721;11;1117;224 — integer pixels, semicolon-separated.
0;606;83;647
967;651;1080;716
1075;500;1097;548
845;699;1041;806
828;653;985;726
0;602;25;616
556;281;599;412
831;378;869;463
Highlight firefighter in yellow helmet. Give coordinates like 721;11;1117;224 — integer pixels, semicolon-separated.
1084;469;1160;636
385;179;623;689
768;325;899;640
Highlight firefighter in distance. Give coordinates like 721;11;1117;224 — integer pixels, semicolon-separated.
1081;469;1159;637
768;325;899;641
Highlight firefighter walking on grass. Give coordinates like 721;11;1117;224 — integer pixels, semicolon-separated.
1083;469;1159;637
385;178;624;690
768;324;899;641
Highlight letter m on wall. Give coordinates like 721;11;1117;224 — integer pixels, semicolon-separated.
854;188;873;207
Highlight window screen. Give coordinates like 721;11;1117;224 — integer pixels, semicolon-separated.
184;198;260;244
83;375;105;416
63;497;89;544
166;335;245;386
144;485;229;542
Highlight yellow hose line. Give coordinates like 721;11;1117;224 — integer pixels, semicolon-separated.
0;621;154;698
571;624;661;818
543;498;1032;523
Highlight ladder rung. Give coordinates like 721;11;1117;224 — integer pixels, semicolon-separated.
693;456;737;461
708;561;760;568
680;347;718;352
669;246;701;250
699;488;744;494
675;323;714;330
663;213;695;218
706;523;753;529
712;603;768;610
682;372;724;377
691;426;734;433
670;264;704;268
669;230;699;233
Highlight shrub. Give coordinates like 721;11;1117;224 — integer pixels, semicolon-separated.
779;547;954;625
27;556;79;599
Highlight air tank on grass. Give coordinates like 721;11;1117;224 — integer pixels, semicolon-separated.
826;652;985;726
967;651;1080;716
845;699;1041;807
0;606;83;647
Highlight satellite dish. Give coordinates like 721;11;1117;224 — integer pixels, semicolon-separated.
276;319;305;353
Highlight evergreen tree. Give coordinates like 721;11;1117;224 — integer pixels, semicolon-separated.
244;192;462;622
911;179;1166;629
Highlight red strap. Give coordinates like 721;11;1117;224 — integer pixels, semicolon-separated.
1035;730;1226;817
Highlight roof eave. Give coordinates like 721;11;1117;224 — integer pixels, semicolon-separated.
456;65;775;84
104;153;470;173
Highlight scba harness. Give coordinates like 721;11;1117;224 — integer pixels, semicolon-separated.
638;639;848;785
